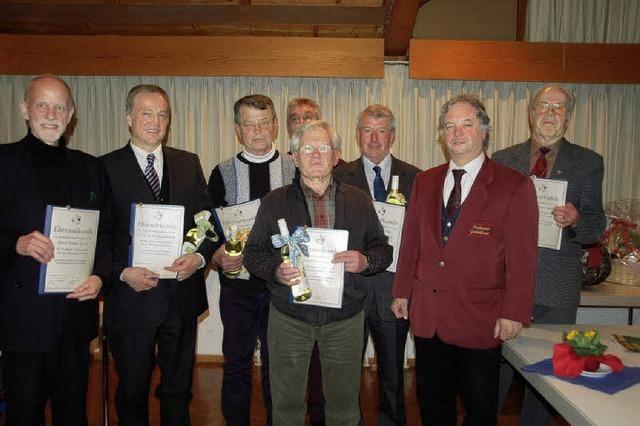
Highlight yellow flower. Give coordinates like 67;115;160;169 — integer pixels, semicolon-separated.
584;330;597;340
566;330;579;341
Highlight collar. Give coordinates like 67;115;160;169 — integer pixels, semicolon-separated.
530;137;563;156
362;153;392;173
241;144;276;163
448;152;485;175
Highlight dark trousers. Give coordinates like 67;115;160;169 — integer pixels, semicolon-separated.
415;335;501;426
307;343;325;423
498;304;577;426
219;285;272;426
109;295;198;426
365;306;410;426
4;324;90;426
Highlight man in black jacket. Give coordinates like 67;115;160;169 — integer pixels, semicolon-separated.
244;120;392;425
0;75;111;425
102;84;214;425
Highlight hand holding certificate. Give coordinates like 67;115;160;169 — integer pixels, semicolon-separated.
130;204;185;279
531;177;568;250
38;205;100;294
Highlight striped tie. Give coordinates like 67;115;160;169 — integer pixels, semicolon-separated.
144;153;161;199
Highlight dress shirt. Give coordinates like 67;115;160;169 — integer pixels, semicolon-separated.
442;153;485;206
362;154;392;198
130;141;164;185
529;139;562;177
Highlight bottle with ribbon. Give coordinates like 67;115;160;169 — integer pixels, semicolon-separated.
271;218;312;302
182;210;219;254
223;224;245;278
385;175;406;206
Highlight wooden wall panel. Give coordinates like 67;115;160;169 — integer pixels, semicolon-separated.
409;39;640;84
0;35;384;78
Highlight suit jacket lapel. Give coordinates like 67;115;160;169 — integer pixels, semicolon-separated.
123;144;157;202
430;165;447;249
446;157;492;248
549;138;575;181
511;139;532;176
355;157;373;196
163;145;175;203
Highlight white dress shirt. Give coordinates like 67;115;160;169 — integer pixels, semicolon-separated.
442;153;485;206
130;142;164;186
362;154;392;198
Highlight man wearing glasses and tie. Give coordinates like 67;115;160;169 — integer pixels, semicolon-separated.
493;85;606;425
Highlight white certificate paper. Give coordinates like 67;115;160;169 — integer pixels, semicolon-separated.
130;204;184;279
296;228;349;309
213;199;261;280
39;205;99;294
531;177;568;250
373;201;405;273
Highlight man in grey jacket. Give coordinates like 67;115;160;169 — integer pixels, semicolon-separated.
493;85;606;426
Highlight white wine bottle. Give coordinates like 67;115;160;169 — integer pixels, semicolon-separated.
277;218;312;302
224;224;244;278
385;175;406;206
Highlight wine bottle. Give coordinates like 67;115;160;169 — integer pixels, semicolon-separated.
385;175;406;206
277;218;312;302
224;224;244;278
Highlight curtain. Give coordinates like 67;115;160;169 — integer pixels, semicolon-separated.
2;68;638;202
526;0;640;43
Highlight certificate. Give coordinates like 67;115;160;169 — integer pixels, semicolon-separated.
213;199;261;280
39;205;99;294
296;228;349;309
130;204;184;279
531;177;567;250
373;201;406;273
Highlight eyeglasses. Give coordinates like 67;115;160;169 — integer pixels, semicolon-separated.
241;119;273;131
298;144;333;155
534;102;567;114
289;112;318;125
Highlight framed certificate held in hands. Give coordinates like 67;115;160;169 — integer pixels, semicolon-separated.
130;203;184;279
39;205;100;294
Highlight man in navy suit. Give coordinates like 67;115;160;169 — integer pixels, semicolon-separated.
334;104;420;425
102;84;215;425
0;75;111;425
493;85;605;426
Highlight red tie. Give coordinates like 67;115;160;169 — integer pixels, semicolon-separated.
531;147;551;177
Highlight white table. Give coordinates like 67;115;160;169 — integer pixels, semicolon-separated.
503;324;640;425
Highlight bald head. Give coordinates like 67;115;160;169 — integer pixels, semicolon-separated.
20;75;75;145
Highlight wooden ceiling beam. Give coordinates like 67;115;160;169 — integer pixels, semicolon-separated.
0;34;384;78
0;3;384;35
409;39;640;84
383;0;424;57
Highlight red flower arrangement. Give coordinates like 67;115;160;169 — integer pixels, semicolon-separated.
552;330;624;377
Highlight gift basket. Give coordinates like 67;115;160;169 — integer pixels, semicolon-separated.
601;199;640;286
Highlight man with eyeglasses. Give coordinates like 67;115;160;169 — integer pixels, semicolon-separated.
493;85;605;426
334;104;420;425
208;94;296;426
244;119;391;424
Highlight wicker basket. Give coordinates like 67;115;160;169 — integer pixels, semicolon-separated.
607;259;640;286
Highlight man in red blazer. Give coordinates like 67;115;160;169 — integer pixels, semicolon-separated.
391;95;538;425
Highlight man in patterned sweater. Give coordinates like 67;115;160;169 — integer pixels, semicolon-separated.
208;94;296;426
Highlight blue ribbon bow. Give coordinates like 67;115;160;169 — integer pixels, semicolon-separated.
271;226;310;267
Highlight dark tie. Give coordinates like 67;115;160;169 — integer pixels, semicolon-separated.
530;147;551;177
144;153;161;199
373;166;386;202
445;169;466;217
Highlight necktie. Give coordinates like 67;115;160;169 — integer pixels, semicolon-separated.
373;166;386;202
531;147;551;177
144;153;161;199
445;169;466;217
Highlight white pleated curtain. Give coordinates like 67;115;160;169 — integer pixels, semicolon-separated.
1;68;638;202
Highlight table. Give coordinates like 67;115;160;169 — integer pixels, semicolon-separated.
580;281;640;325
503;324;640;425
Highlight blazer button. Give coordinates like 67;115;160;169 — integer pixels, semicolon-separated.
438;261;445;268
432;289;437;293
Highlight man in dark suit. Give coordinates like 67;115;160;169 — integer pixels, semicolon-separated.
391;94;539;425
0;75;111;425
334;104;420;425
102;84;215;425
493;85;606;426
